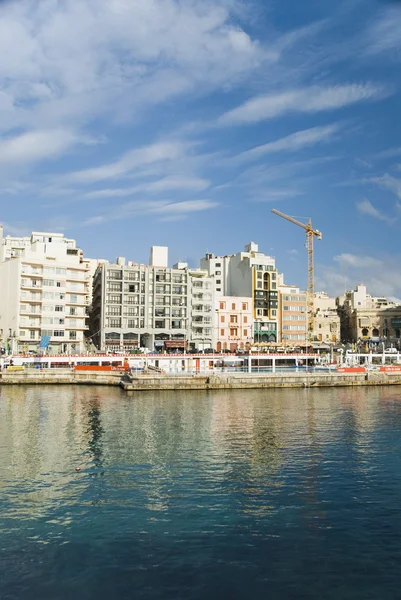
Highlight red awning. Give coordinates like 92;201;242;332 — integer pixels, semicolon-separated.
164;340;186;348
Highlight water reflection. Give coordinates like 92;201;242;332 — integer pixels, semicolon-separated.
1;385;401;599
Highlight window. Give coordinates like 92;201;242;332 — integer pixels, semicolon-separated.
54;330;64;337
155;320;165;329
271;310;277;317
20;330;26;337
70;295;78;304
221;316;225;323
242;303;248;310
41;330;52;337
30;330;36;339
43;279;54;286
109;318;121;328
230;328;238;337
219;302;225;310
216;263;221;267
215;271;221;275
230;315;237;323
231;303;235;310
69;331;77;340
220;328;225;336
216;288;221;292
57;319;65;325
55;305;64;312
216;280;221;285
244;316;248;324
244;329;248;336
128;319;139;328
69;307;77;316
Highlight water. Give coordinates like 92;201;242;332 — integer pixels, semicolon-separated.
1;386;401;600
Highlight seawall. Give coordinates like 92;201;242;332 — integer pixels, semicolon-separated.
0;369;122;385
120;371;401;391
3;370;401;389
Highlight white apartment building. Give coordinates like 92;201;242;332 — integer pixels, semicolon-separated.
90;250;188;352
187;267;214;351
0;228;89;354
90;250;215;353
201;242;279;343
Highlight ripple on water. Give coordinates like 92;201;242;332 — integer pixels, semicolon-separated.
1;386;401;599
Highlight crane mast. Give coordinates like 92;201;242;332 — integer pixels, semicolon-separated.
271;209;322;341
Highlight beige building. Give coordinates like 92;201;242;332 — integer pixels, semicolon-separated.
0;228;90;354
340;284;401;345
278;284;308;345
314;292;341;344
215;296;253;352
201;242;279;343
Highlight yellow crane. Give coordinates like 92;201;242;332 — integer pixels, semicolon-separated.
271;208;322;339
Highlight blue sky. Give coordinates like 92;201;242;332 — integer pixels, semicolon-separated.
1;0;401;299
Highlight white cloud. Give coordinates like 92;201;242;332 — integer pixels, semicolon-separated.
317;253;401;300
65;141;189;184
366;7;401;56
219;83;386;125
371;174;401;200
0;129;78;165
234;124;339;164
0;0;267;132
84;176;210;199
356;199;394;224
81;198;218;226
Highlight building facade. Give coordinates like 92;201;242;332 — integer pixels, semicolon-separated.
201;242;279;343
215;296;253;352
0;228;89;354
187;268;214;351
339;284;401;346
91;253;189;353
313;292;341;344
278;284;307;345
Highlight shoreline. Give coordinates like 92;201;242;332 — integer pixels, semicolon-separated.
2;369;401;389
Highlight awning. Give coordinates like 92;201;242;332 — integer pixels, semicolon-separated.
164;340;186;348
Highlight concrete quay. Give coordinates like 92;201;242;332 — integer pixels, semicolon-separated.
2;369;401;390
120;371;401;391
0;369;122;386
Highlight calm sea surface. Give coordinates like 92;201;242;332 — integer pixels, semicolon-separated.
1;386;401;600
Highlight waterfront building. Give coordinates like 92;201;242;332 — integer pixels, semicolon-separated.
0;227;90;354
314;292;341;344
339;284;401;345
91;249;186;352
90;250;215;353
215;296;253;352
200;242;279;343
278;282;308;345
187;267;214;352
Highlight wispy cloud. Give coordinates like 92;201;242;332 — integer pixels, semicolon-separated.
219;83;387;126
0;129;80;165
82;199;219;226
371;174;401;199
64;141;190;184
84;176;210;199
356;198;395;224
365;7;401;56
317;252;401;301
233;124;339;164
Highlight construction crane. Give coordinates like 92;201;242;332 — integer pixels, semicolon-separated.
271;208;322;339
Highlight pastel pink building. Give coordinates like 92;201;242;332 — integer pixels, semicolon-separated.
214;296;253;352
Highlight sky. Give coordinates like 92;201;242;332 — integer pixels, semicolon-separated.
1;0;401;299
